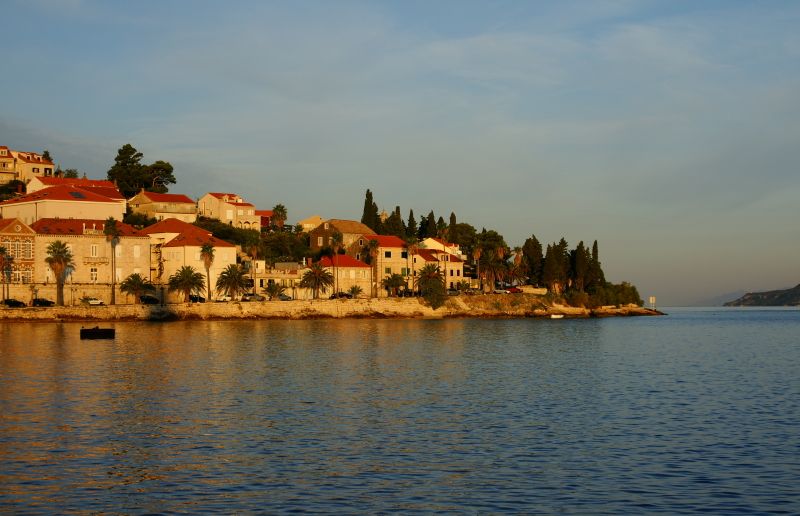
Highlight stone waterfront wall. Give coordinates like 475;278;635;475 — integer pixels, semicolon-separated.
0;295;662;322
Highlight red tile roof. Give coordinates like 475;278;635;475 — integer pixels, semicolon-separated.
139;218;235;248
0;185;119;205
0;218;28;232
36;177;115;188
229;202;254;207
141;191;195;204
255;210;273;217
31;218;141;237
318;255;370;268
364;234;406;248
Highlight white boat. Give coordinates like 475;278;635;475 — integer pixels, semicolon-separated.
550;314;564;319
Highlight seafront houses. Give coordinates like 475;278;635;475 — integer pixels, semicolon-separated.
31;218;150;304
197;192;260;231
354;234;409;297
421;237;465;259
250;260;303;297
138;218;236;301
0;218;36;288
0;184;126;224
309;219;373;253
318;254;372;297
0;146;55;184
413;249;465;290
128;190;197;223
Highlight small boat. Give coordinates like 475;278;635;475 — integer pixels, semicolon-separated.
550;314;564;319
80;326;115;339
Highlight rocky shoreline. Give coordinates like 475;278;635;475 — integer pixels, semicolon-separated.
0;294;663;322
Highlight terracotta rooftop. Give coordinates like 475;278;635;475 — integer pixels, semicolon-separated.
139;218;235;248
31;218;141;237
318;255;371;268
364;234;407;248
0;185;119;205
36;177;115;188
140;191;196;204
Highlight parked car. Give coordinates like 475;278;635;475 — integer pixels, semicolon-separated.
32;298;55;307
139;294;160;305
329;292;353;299
82;297;104;306
277;294;293;301
447;289;461;296
463;289;480;295
241;293;266;302
493;288;510;294
215;295;232;302
507;287;523;294
189;294;205;303
3;298;26;308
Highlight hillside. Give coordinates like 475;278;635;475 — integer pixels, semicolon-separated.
724;284;800;306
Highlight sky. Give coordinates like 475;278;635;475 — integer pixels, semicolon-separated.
2;0;798;305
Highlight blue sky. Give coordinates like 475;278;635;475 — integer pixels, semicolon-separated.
2;0;799;305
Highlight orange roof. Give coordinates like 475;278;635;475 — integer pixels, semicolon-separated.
0;218;26;232
364;234;406;248
229;202;254;207
31;218;141;237
13;151;53;165
139;218;235;248
0;185;119;205
141;191;195;204
36;177;115;188
318;255;370;268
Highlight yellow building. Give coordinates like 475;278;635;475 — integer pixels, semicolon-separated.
0;218;36;294
297;215;324;233
31;218;151;305
138;218;237;302
318;254;372;298
0;146;55;184
197;192;260;231
128;190;197;223
412;249;465;290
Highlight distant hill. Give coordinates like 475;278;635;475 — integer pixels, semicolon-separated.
690;290;746;307
724;284;800;306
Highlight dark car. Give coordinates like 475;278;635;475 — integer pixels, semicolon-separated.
278;294;293;301
189;295;205;303
32;298;55;307
241;293;266;302
140;294;160;305
329;292;353;299
3;298;26;308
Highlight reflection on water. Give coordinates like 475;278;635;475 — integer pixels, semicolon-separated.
1;312;798;513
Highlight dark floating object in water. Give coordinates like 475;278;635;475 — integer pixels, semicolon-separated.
80;326;115;339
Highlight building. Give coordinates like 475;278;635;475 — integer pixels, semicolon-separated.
128;190;197;223
31;218;151;304
138;218;237;301
359;234;409;297
421;237;465;259
25;176;127;212
318;254;372;297
197;192;260;231
250;260;304;298
412;249;465;290
297;215;324;233
0;218;36;290
255;210;273;230
309;219;374;253
0;146;55;184
0;184;126;225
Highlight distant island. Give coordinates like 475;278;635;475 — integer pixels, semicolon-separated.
724;284;800;306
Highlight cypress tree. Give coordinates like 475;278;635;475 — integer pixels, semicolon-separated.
522;234;543;286
406;210;418;239
361;189;375;229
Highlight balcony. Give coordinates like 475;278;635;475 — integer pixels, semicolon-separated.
82;256;109;265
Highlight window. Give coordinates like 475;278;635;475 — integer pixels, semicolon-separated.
133;245;140;258
401;267;409;276
450;270;454;276
457;270;461;276
237;209;243;216
116;268;122;282
349;270;355;279
91;244;98;257
317;237;323;247
115;245;122;258
32;167;39;173
385;267;391;275
384;251;391;258
401;251;408;259
90;267;98;282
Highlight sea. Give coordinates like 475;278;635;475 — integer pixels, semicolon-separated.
1;307;798;513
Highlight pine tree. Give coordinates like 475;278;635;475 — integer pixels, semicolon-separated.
406;210;418;239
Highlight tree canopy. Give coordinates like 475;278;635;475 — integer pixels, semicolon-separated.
107;143;176;198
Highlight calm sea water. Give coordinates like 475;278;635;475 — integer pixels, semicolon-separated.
1;308;798;514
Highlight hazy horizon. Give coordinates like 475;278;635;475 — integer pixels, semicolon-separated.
2;1;798;306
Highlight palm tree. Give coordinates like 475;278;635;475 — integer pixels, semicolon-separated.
405;237;419;293
168;265;206;303
119;273;156;304
45;241;75;306
216;264;249;300
382;273;406;297
200;243;215;301
331;231;343;295
415;263;447;309
348;285;363;298
272;204;288;230
104;217;120;305
472;247;482;292
367;238;379;298
0;245;7;301
299;262;334;299
264;282;286;300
